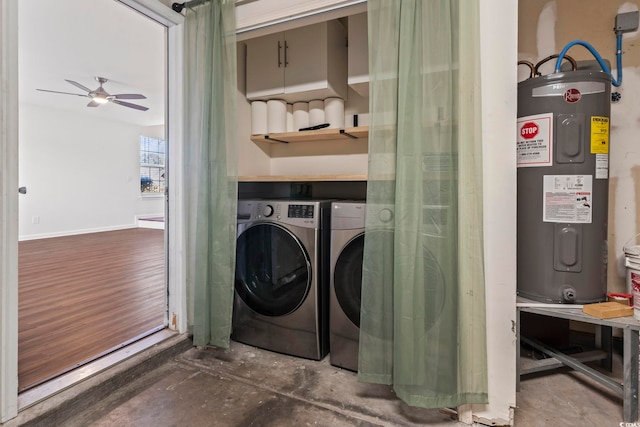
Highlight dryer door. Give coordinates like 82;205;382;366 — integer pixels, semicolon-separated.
235;223;311;317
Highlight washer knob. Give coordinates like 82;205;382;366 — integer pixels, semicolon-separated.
263;204;274;217
379;208;393;222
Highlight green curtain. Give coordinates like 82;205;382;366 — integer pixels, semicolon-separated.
183;0;238;348
358;0;487;408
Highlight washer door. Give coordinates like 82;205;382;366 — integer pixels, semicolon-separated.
235;223;311;317
334;229;446;330
334;233;365;327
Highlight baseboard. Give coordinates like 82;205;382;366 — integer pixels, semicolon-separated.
19;224;138;241
136;214;165;229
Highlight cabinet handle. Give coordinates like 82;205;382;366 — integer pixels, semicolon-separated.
284;40;289;67
277;40;282;67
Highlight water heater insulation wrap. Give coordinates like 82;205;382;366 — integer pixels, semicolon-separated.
517;71;611;303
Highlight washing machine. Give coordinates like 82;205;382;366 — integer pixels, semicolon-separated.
330;201;448;372
329;201;368;371
232;199;331;360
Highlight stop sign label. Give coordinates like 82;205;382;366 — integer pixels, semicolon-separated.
517;113;552;167
521;122;538;139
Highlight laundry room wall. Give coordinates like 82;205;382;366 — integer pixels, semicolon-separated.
267;86;369;177
518;0;640;294
18;104;163;239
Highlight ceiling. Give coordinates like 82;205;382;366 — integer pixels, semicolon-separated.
18;0;166;127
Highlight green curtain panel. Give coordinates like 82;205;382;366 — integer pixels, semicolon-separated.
358;0;488;408
184;0;238;348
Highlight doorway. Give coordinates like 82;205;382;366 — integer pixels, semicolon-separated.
17;0;168;392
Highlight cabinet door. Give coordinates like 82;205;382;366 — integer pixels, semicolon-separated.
284;23;329;95
246;32;285;100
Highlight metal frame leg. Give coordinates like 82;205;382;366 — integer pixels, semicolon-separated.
623;329;639;422
516;308;521;392
521;336;623;394
599;325;613;371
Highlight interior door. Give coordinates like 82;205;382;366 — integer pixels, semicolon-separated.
16;0;169;393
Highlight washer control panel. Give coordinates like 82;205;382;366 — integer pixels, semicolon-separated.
262;204;274;217
287;204;315;219
238;200;321;228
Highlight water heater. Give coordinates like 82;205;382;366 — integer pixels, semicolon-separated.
517;70;611;303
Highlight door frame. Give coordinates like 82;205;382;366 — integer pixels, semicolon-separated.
0;0;185;421
0;0;19;421
116;0;188;335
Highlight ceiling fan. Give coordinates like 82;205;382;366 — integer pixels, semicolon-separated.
36;77;149;111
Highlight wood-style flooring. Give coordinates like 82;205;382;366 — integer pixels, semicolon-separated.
18;228;165;392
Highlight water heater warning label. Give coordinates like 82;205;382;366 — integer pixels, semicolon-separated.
517;113;553;167
590;116;609;154
543;175;593;224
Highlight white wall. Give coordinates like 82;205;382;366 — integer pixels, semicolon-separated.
518;0;640;294
471;0;518;424
18;104;164;239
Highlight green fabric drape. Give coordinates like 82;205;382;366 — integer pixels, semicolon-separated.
184;0;238;348
358;0;487;408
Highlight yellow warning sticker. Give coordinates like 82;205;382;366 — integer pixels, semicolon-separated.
591;116;609;154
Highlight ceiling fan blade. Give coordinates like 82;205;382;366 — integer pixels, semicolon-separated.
64;79;93;93
112;99;149;111
36;89;88;97
87;100;101;107
113;94;146;100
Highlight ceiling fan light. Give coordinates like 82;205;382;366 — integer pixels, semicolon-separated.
92;94;109;104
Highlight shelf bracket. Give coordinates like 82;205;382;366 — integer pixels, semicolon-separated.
264;135;289;144
339;129;358;139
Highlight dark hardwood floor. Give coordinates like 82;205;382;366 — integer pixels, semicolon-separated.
18;228;165;392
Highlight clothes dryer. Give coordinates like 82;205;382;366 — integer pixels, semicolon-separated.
232;199;330;360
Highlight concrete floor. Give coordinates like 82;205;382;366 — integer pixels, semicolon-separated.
515;348;626;427
7;335;631;426
65;341;465;427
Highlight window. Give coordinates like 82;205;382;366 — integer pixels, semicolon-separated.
140;136;165;195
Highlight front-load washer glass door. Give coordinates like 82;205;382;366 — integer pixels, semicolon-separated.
334;230;394;328
235;223;311;317
335;229;445;330
334;233;365;327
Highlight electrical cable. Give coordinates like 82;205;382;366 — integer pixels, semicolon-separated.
553;35;623;87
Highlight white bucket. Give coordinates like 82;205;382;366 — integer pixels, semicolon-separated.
633;279;640;320
623;235;640;319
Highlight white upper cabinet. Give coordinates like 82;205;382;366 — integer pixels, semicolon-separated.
348;12;368;97
245;32;284;98
245;20;348;103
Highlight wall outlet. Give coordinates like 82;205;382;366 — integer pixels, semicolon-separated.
32;216;39;224
290;183;312;199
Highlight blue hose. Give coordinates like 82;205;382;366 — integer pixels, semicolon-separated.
553;35;623;87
